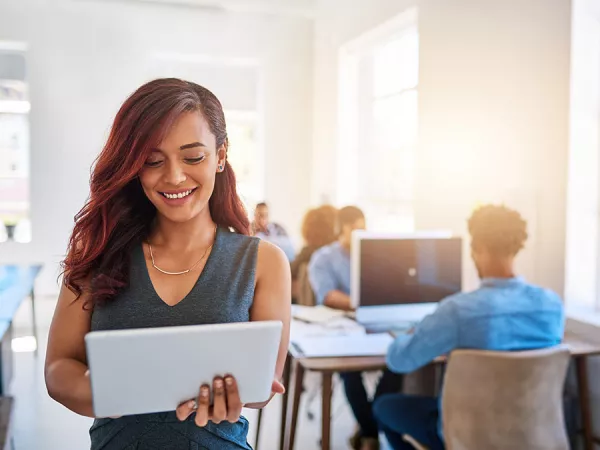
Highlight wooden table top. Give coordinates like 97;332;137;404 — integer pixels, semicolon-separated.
290;328;600;373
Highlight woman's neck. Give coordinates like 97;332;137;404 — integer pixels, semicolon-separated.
150;209;216;252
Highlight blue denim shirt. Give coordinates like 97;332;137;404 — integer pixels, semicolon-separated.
307;242;351;305
386;277;565;374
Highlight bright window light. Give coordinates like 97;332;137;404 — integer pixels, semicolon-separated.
337;9;418;232
12;335;37;353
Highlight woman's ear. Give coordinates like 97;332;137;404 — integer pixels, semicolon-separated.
216;144;227;173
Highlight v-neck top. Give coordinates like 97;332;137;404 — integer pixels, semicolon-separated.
91;226;258;331
89;226;260;450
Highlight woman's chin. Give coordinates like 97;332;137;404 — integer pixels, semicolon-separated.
154;205;207;224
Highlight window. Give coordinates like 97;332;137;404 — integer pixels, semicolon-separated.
0;43;30;243
337;8;418;232
565;3;600;312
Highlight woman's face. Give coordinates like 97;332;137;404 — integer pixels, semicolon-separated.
138;111;226;223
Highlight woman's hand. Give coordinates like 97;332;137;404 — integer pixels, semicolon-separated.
176;375;243;426
176;376;286;426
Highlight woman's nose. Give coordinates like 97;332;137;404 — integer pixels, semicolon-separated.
164;161;187;186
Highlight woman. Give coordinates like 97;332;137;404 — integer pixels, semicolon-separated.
44;78;291;449
290;204;337;280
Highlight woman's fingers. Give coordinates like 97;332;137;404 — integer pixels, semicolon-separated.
211;377;226;424
178;375;244;426
194;384;211;427
176;398;197;421
224;375;242;423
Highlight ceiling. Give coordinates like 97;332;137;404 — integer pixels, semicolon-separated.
78;0;318;18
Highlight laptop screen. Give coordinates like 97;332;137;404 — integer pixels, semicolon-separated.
358;237;462;307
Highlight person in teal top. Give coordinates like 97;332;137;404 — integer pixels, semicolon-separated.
374;205;565;450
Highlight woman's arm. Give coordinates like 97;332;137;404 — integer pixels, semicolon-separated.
247;240;291;409
45;282;94;417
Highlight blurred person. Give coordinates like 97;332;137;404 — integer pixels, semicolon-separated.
309;206;403;450
291;205;337;304
290;204;337;281
251;202;296;261
374;204;565;450
45;78;290;450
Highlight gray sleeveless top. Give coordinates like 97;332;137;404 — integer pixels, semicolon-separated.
89;227;259;450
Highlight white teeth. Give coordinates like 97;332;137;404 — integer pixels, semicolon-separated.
162;189;193;199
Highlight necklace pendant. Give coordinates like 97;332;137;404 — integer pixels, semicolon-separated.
152;264;190;276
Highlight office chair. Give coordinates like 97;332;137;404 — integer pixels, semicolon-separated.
442;346;570;450
295;263;316;307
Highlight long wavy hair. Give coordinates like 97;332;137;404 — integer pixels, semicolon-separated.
62;78;250;307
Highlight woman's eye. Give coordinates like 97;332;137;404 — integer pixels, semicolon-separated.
185;156;205;164
144;159;163;167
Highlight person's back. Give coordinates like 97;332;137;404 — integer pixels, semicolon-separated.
384;277;564;375
447;277;563;350
374;204;565;450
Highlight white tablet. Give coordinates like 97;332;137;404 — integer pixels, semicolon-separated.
85;320;282;418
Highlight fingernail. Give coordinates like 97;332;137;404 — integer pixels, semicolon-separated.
215;379;223;389
201;388;209;397
225;377;233;386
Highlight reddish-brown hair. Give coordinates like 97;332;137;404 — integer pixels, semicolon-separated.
301;205;337;249
62;78;250;306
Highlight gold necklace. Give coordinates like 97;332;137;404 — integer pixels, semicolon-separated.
149;226;217;276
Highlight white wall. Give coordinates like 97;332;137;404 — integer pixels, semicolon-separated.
0;0;313;295
313;0;571;294
416;0;571;294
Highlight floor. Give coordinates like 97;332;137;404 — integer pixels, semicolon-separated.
9;296;362;450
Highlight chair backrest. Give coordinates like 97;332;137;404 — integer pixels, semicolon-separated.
442;345;570;450
295;263;316;307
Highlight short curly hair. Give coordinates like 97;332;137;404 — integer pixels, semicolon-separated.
468;204;528;257
301;205;337;248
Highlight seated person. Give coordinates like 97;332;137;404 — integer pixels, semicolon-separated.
309;206;403;450
373;204;565;450
251;202;295;261
291;204;337;281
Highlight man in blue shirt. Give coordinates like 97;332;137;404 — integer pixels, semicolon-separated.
309;206;403;450
373;205;565;450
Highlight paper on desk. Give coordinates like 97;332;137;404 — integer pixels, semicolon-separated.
290;319;365;343
291;305;347;324
293;333;393;358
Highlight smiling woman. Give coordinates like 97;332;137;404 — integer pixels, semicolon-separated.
44;78;291;450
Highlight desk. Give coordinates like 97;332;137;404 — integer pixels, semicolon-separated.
278;328;600;450
0;265;41;355
0;265;41;395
